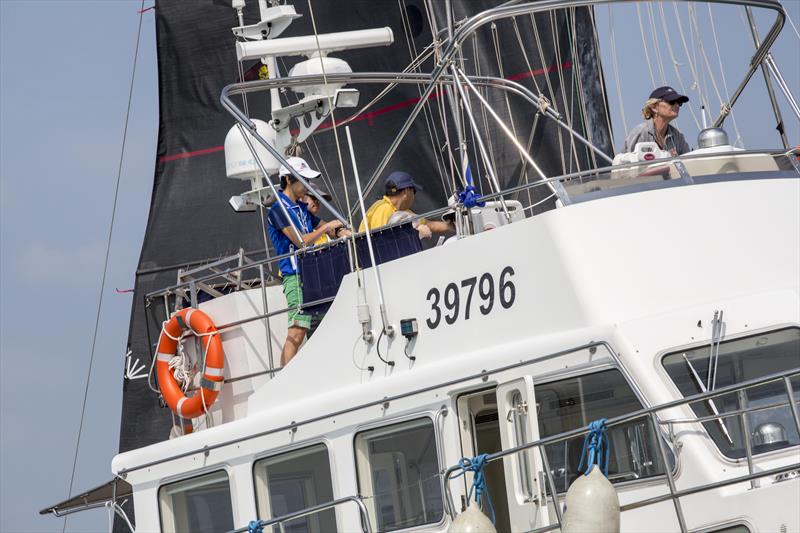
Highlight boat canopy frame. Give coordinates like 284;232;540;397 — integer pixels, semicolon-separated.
220;0;789;224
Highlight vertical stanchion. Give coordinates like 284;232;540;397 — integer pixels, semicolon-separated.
784;376;800;436
738;389;758;489
650;412;687;532
258;264;275;373
538;443;564;528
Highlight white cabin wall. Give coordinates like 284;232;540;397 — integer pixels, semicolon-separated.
247;179;798;417
114;178;800;533
550;179;800;325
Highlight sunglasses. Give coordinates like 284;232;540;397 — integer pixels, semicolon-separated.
664;100;683;108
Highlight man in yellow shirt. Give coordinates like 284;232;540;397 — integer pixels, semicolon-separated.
359;171;453;239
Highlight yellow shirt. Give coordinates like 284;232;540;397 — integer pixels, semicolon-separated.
358;196;425;232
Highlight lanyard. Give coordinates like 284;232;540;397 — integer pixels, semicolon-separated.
278;192;309;233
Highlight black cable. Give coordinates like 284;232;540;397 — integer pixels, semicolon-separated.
404;339;416;361
375;331;395;367
63;3;146;531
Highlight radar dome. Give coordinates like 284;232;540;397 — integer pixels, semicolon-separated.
224;119;280;180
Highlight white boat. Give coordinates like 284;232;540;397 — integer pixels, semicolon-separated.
41;0;800;532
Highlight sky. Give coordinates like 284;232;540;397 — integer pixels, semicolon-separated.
0;1;798;533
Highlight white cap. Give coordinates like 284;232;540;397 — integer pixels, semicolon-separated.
278;156;320;179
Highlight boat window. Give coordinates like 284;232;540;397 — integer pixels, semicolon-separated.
355;418;443;532
253;443;336;533
158;470;233;533
536;369;671;493
662;328;800;459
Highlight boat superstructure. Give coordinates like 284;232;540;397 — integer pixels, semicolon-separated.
41;0;800;532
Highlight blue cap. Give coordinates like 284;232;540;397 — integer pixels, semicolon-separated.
649;86;689;104
385;170;423;194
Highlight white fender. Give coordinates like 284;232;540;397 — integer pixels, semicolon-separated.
562;465;620;533
447;503;497;533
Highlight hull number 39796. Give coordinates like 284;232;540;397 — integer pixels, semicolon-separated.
425;266;516;329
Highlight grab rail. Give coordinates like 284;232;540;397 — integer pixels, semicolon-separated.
226;495;372;533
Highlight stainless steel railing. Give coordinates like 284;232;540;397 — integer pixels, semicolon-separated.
442;367;800;533
226;495;372;533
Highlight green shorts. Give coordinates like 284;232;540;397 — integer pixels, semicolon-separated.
282;274;311;330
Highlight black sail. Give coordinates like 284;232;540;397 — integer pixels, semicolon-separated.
116;0;610;528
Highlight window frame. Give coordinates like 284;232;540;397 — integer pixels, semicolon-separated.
657;324;800;464
693;518;754;533
251;440;338;533
352;413;447;533
530;363;677;493
158;468;235;533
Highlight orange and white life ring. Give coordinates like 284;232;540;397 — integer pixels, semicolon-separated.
156;308;225;422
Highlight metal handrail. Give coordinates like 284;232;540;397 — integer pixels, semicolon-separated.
442;367;800;533
226;495;372;533
146;146;797;302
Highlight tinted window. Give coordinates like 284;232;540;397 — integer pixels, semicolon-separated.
254;444;336;533
537;369;670;492
355;418;443;532
159;470;233;533
663;328;800;458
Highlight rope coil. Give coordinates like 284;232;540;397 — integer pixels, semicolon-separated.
454;454;495;524
577;418;611;476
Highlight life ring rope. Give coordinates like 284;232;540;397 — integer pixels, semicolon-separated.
156;308;225;424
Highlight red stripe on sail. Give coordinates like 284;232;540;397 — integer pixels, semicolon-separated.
160;145;225;163
159;61;572;163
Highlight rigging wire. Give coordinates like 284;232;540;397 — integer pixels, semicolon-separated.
501;18;534;206
588;7;615;149
646;4;668;85
636;4;657;88
672;3;712;116
62;3;146;532
569;7;598;169
474;30;501;186
530;12;567;173
785;9;800;41
607;5;630;136
305;0;354;235
549;10;581;173
706;3;743;145
397;0;450;200
689;4;731;131
656;3;702;130
423;0;459;194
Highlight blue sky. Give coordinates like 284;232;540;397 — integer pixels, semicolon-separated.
0;1;798;532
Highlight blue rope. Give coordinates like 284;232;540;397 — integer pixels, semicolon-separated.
453;453;495;524
247;520;263;533
458;165;485;208
457;184;485;208
577;418;611;476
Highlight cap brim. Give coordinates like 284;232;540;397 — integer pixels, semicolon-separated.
280;170;320;179
411;182;424;192
299;169;320;179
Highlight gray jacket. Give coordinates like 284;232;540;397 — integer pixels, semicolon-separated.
621;120;691;156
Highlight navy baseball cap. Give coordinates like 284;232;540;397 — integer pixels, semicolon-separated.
308;181;332;201
385;170;423;194
649;86;689;104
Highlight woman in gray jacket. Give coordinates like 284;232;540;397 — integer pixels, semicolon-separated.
621;86;691;156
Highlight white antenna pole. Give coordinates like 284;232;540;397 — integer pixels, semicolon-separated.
232;0;245;27
701;105;708;129
345;126;394;338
